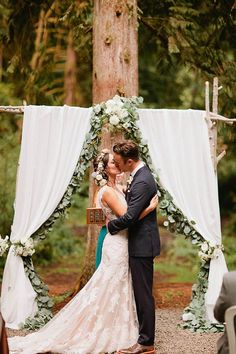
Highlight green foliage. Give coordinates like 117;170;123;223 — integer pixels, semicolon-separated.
33;221;86;266
22;256;54;330
154;234;199;282
1;0;93;105
222;235;236;270
0;113;21;236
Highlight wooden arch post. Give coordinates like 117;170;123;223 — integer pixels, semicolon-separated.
76;0;138;289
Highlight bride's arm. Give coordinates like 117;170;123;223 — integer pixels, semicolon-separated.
102;188;158;219
139;195;158;219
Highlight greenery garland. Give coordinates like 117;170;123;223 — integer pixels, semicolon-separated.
0;95;224;332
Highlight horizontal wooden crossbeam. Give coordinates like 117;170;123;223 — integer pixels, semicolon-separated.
0;106;24;114
0;106;235;124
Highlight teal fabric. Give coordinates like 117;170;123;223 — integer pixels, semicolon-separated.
95;226;107;269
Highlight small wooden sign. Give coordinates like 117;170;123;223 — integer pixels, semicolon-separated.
86;207;106;225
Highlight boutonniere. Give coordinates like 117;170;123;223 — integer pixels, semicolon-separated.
126;175;133;191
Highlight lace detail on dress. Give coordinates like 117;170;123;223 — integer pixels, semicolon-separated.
97;185;126;221
9;186;138;354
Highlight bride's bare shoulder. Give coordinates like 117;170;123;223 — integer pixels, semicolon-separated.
102;185;116;197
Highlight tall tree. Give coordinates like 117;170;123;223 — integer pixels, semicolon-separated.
76;0;138;289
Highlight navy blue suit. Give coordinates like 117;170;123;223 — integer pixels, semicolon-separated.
108;165;160;345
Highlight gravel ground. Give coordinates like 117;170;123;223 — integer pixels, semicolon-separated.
155;309;221;354
7;309;222;354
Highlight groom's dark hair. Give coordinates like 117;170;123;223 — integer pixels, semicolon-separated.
113;141;139;162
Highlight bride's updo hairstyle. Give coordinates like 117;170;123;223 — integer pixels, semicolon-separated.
92;149;110;186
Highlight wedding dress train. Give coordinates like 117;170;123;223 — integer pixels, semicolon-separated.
9;186;138;353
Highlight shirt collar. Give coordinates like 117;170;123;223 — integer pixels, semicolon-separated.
131;161;145;177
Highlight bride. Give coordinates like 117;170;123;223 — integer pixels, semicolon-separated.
8;149;158;354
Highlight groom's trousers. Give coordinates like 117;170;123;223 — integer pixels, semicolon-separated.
129;256;155;346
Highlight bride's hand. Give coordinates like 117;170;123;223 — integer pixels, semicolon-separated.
149;194;158;210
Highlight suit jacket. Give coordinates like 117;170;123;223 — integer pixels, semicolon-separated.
214;271;236;354
108;165;160;257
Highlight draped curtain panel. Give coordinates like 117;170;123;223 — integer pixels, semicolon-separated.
138;109;228;322
1;105;91;329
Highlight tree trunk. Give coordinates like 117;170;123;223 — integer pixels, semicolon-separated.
76;0;138;290
93;0;138;103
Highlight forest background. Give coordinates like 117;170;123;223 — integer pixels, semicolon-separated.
0;0;235;286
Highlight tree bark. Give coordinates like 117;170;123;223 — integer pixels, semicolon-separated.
93;0;138;103
76;0;138;290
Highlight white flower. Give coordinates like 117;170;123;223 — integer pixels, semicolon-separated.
98;162;104;169
209;241;216;248
100;179;107;187
17;246;24;255
24;238;34;248
109;114;120;125
105;97;123;115
0;235;9;256
213;248;221;259
96;174;102;181
93;104;101;114
201;242;209;252
113;95;123;103
127;175;133;185
13;238;35;257
182;312;195;321
116;108;129;119
91;172;97;178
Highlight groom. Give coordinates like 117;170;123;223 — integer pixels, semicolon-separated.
107;141;160;354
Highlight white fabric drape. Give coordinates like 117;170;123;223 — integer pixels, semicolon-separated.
138;109;228;321
1;105;91;329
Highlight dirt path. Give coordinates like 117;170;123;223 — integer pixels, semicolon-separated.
41;269;194;310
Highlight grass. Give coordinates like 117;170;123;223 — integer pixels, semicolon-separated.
155;230;200;283
154;261;198;283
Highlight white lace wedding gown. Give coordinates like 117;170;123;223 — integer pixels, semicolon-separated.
9;186;138;354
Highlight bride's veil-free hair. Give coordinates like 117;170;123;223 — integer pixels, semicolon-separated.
93;150;110;181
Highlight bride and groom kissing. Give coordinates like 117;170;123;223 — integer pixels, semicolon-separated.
9;141;161;354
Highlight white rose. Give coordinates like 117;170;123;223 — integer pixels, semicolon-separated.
105;105;120;115
213;248;221;259
113;95;122;103
198;251;205;258
182;312;195;321
105;97;123;113
209;241;216;248
17;246;24;255
96;174;102;181
30;249;35;256
201;242;209;252
100;179;107;187
24;239;33;248
93;104;101;114
109;114;120;126
118;108;129;119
